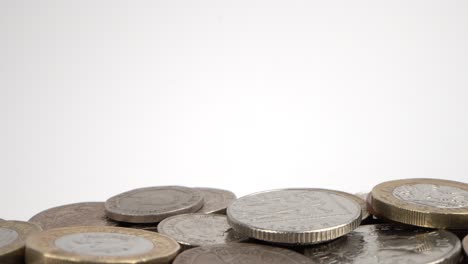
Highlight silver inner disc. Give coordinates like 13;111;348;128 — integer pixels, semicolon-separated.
392;184;468;208
54;232;154;257
0;227;19;248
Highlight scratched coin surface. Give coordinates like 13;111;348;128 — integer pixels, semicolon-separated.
371;178;468;229
157;214;247;248
29;202;118;230
304;224;462;264
105;186;204;223
227;189;362;244
194;188;236;214
173;243;313;264
25;226;180;264
0;221;42;263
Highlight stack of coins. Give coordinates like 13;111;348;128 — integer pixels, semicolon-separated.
1;178;468;263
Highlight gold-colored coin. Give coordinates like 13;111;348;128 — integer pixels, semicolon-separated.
0;220;42;263
25;226;180;264
370;178;468;229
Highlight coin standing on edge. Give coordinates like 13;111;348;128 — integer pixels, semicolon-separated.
29;202;118;230
227;188;362;245
194;187;236;214
157;214;247;249
304;224;462;264
0;221;42;263
105;186;204;223
370;178;468;229
173;243;313;264
25;226;180;264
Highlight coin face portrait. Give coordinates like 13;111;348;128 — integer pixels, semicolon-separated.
173;244;312;264
0;228;18;248
54;232;155;257
157;214;246;247
304;224;462;264
228;189;361;232
393;184;468;209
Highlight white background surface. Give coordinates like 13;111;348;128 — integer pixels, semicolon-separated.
1;1;468;221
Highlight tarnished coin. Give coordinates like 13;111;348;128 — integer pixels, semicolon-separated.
194;188;236;214
105;186;204;223
227;188;362;244
29;202;118;230
25;226;180;264
304;224;462;264
370;178;468;229
157;214;247;249
0;220;41;263
173;243;312;264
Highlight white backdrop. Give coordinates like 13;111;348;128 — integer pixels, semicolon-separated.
1;0;468;221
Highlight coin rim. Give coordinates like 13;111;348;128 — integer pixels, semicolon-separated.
227;188;362;244
157;213;248;248
0;221;42;259
105;186;205;223
194;187;237;214
25;225;180;264
371;178;468;229
172;243;312;264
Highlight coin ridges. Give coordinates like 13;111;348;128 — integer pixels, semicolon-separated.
371;178;468;229
227;188;362;244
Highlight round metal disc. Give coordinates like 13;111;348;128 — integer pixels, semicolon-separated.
0;221;41;263
157;213;247;249
463;235;468;257
227;188;362;244
25;226;180;264
29;202;118;230
194;188;236;214
304;224;462;264
173;243;313;264
370;178;468;229
105;186;204;223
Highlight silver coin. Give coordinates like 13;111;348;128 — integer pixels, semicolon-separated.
392;184;468;209
463;235;467;257
227;188;362;244
157;213;247;249
173;243;313;264
194;188;236;214
304;224;462;264
105;186;204;223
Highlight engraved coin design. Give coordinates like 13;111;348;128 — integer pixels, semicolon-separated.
227;189;362;244
0;221;42;263
393;184;468;209
371;178;468;229
29;202;118;230
105;186;204;223
195;188;236;214
55;232;154;257
157;214;247;248
173;243;313;264
304;224;462;264
25;226;180;264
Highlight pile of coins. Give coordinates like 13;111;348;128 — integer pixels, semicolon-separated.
1;178;468;263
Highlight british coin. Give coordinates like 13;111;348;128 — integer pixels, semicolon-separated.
29;202;118;230
194;187;236;214
25;226;180;264
227;188;362;244
0;220;41;263
370;178;468;229
173;243;313;264
322;189;369;220
105;186;204;223
157;213;247;249
304;224;462;264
